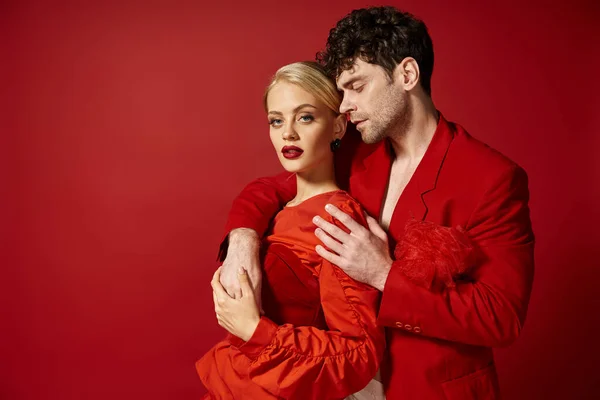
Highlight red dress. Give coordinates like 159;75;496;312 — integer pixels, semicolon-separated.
196;190;385;400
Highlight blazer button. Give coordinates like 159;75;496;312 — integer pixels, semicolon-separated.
413;327;421;333
395;322;403;328
404;324;412;331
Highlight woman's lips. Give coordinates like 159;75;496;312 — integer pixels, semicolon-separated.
282;146;304;159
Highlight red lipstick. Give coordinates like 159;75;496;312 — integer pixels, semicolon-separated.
282;145;304;159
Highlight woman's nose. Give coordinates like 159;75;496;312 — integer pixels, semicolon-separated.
282;123;299;140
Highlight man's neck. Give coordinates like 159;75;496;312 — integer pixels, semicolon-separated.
388;96;439;163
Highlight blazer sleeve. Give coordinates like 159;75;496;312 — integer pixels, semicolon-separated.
217;171;296;261
377;164;535;348
228;200;385;400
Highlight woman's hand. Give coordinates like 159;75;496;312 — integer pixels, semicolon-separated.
211;266;261;342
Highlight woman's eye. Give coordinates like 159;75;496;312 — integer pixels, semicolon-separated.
299;115;314;122
269;119;283;127
355;85;364;93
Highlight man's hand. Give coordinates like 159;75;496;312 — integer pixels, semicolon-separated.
219;228;262;311
313;204;393;291
212;267;260;342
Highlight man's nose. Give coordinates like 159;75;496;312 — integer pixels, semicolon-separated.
339;95;356;114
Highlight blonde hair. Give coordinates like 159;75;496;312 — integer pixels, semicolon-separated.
263;61;342;115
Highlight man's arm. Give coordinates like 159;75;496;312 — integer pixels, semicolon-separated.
377;165;535;347
218;171;296;298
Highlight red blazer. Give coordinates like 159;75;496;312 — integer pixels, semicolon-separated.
217;114;535;399
198;192;385;399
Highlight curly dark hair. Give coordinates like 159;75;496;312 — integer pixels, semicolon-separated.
316;6;434;96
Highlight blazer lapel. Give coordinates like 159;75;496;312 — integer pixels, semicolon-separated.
388;113;455;241
348;141;393;220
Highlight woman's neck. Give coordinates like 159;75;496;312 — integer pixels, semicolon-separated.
288;162;339;206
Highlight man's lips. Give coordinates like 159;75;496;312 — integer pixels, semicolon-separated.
353;120;367;129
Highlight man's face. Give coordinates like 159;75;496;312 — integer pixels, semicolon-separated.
336;58;410;144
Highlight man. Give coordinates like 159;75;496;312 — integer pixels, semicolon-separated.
216;6;534;399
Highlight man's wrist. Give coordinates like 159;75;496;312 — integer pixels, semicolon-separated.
372;261;392;292
229;228;260;251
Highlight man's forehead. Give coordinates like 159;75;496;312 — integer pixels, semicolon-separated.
336;63;360;87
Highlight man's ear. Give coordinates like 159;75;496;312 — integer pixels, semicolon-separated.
393;57;420;91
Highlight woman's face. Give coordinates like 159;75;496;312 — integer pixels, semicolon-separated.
266;81;342;174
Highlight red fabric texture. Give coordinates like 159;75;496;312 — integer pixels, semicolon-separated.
394;218;477;292
197;191;385;400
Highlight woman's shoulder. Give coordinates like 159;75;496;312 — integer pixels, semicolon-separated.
274;190;366;228
324;190;361;209
321;190;367;227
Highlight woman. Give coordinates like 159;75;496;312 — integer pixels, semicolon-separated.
196;61;386;400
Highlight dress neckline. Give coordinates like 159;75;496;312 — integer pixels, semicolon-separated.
283;190;346;209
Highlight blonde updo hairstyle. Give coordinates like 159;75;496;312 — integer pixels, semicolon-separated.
263;61;342;116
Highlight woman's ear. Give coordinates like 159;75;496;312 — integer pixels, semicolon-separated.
333;113;347;140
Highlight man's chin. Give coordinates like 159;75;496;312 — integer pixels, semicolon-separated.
361;131;384;145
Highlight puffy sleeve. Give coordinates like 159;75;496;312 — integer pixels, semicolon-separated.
229;198;385;400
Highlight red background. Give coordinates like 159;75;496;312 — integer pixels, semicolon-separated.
2;0;599;398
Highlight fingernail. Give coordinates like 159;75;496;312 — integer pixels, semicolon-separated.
325;204;333;211
238;267;244;274
313;216;320;224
